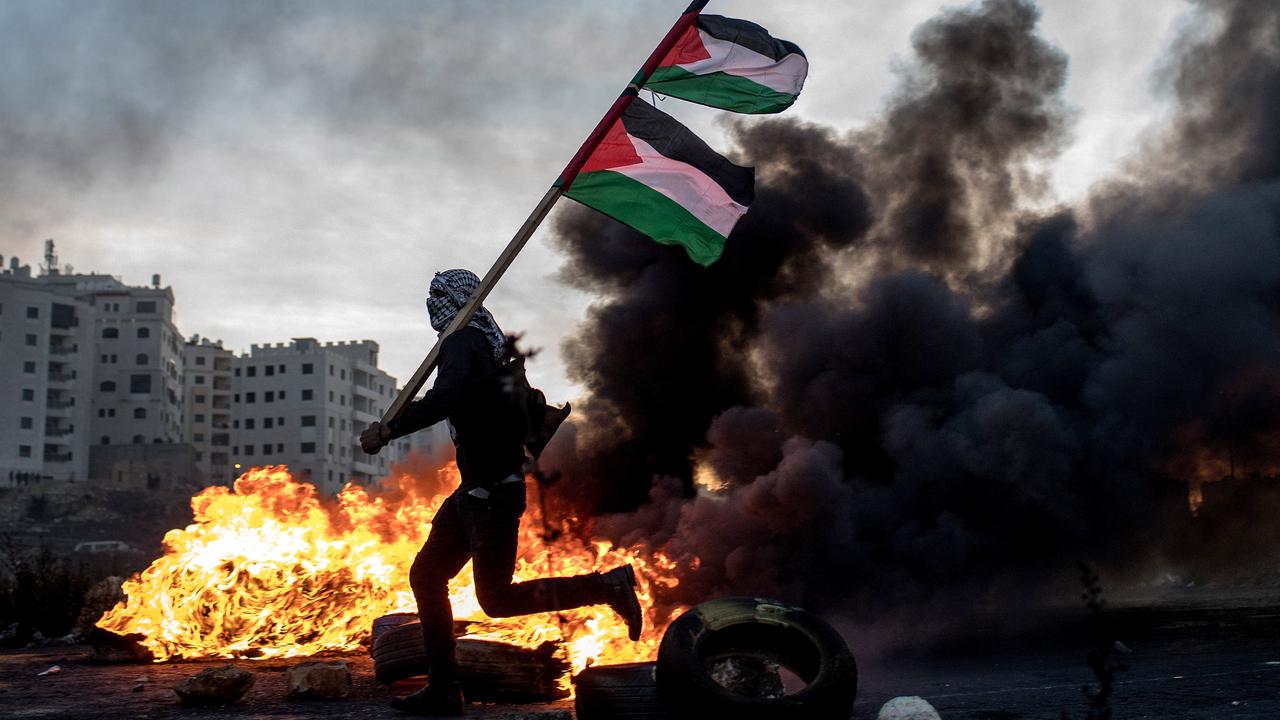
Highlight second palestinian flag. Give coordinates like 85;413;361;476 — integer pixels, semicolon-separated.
645;15;808;114
562;98;753;267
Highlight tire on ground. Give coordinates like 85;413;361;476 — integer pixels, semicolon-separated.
655;597;857;720
574;662;669;720
371;621;430;684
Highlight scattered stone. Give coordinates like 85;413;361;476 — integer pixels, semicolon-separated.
285;660;352;699
707;654;785;698
86;627;155;663
174;665;255;705
76;576;125;636
878;696;942;720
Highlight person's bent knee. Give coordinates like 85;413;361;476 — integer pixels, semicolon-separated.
475;585;517;617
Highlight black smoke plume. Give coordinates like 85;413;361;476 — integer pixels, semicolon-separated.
545;0;1280;626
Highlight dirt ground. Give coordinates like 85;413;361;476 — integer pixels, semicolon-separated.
2;590;1278;719
0;650;572;720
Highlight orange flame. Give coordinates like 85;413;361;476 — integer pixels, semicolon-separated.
97;464;683;675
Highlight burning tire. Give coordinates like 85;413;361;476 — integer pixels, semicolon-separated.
655;597;857;720
370;621;430;684
574;662;669;720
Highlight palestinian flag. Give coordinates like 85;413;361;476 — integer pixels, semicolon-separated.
645;15;808;114
562;98;753;267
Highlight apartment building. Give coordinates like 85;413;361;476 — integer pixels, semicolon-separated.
183;336;234;485
0;259;95;481
2;244;428;492
230;338;404;496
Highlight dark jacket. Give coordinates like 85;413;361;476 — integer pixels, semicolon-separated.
386;327;525;488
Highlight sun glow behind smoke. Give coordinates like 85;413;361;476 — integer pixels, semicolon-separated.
97;465;683;674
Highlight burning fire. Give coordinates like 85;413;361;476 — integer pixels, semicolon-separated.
97;464;683;675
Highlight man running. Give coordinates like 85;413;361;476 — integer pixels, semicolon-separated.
361;269;641;716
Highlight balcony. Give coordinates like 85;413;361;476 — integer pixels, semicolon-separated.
47;399;75;411
48;372;75;383
45;426;74;438
43;451;72;463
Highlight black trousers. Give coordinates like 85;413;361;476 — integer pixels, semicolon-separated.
409;480;602;682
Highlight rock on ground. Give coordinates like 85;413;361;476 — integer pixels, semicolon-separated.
286;659;351;699
173;664;255;705
878;695;942;720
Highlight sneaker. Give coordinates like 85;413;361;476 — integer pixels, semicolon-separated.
389;681;464;716
600;564;643;641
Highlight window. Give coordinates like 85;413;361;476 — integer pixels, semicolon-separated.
26;306;38;319
302;389;313;401
136;353;149;366
266;365;275;377
134;408;147;419
23;361;35;374
263;445;272;456
277;417;285;426
100;354;108;363
247;366;256;377
19;445;31;458
301;442;316;454
25;333;37;346
132;435;145;444
100;381;117;392
265;391;274;402
22;389;34;401
107;409;116;417
101;436;110;445
195;375;205;385
130;375;151;394
196;356;207;366
110;354;117;363
136;301;157;313
20;417;33;430
279;391;286;400
328;417;334;428
340;369;346;380
278;364;286;374
233;420;240;429
301;415;317;427
98;409;106;418
195;414;205;422
264;418;274;429
102;327;118;339
340;395;346;406
329;391;334;402
276;443;283;452
137;327;150;338
234;393;240;402
302;363;314;374
245;419;255;430
246;392;256;403
195;393;206;403
235;368;241;377
244;445;254;455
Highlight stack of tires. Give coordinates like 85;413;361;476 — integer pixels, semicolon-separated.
575;597;858;720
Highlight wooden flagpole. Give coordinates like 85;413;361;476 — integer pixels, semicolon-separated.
380;0;711;424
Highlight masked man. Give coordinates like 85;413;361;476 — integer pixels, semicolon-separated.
361;269;641;716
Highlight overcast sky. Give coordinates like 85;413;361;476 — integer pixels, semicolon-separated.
0;0;1192;402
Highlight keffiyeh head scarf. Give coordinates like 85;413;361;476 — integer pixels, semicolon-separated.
426;269;506;359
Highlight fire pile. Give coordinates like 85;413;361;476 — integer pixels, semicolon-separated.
96;464;684;674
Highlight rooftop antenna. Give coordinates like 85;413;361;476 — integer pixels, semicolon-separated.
41;239;59;277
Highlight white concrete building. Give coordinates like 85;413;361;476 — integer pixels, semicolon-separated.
0;259;95;483
230;338;404;496
183;336;234;485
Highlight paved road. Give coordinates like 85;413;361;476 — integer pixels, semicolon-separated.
855;599;1280;719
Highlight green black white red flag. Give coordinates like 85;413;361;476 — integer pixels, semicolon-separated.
562;98;754;267
645;15;808;114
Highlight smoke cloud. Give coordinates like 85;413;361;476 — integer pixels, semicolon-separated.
545;0;1280;626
